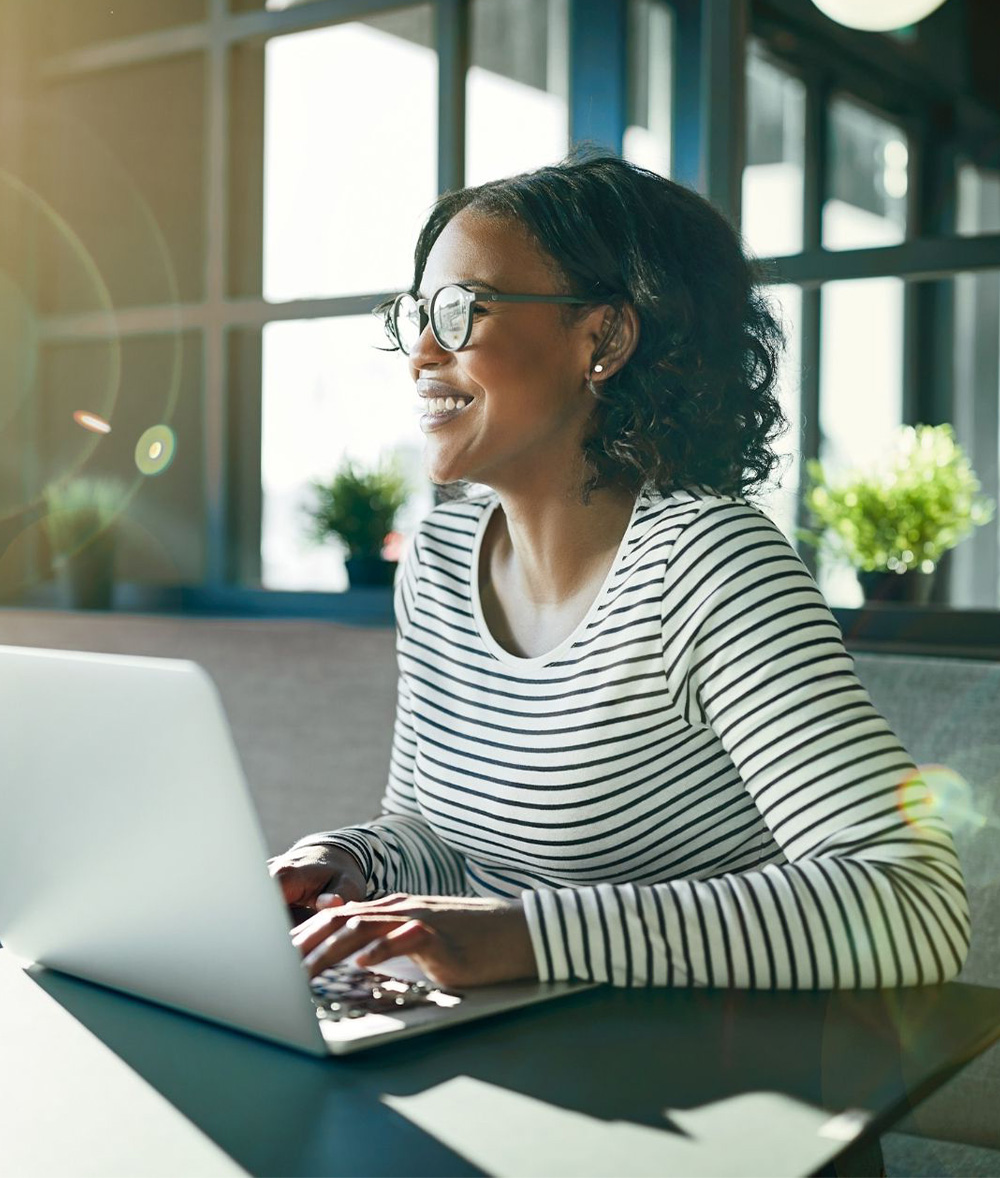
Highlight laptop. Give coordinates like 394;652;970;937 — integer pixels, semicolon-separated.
0;644;595;1056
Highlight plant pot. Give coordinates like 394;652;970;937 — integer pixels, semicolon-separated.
55;530;117;610
857;568;936;605
345;555;397;588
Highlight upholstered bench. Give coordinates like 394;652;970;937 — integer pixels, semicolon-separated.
2;610;997;1174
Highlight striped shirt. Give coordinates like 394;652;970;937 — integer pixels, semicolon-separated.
300;485;970;988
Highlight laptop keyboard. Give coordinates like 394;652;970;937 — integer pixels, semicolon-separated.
309;963;463;1023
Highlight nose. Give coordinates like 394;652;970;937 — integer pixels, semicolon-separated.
407;319;450;379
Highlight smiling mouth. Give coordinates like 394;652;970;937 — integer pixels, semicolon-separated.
423;395;473;417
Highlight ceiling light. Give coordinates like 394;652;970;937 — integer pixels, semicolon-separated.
810;0;948;32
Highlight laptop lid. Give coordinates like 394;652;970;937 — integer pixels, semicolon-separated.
0;644;328;1056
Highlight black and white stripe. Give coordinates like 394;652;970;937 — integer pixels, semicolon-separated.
299;486;969;989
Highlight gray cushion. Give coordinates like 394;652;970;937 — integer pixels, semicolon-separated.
853;653;1000;1148
882;1130;1000;1176
0;610;398;855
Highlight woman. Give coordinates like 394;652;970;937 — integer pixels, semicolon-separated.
270;154;969;992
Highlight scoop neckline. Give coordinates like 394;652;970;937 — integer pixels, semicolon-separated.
469;490;646;669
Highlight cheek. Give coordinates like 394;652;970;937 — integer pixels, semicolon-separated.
466;326;573;399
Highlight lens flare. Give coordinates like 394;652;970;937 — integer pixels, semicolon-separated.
135;425;176;476
897;763;987;831
73;410;112;435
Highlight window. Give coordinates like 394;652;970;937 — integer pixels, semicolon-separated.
824;97;908;251
742;49;805;258
465;0;569;187
261;11;437;302
260;315;430;591
623;0;673;178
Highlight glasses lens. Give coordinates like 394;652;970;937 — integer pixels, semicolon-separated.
432;286;471;350
392;295;422;354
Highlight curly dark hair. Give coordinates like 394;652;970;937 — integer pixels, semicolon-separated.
394;149;788;505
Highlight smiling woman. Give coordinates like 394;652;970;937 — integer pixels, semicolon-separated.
268;153;969;1011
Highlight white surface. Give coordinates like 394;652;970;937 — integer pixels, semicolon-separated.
0;952;245;1178
383;1078;864;1178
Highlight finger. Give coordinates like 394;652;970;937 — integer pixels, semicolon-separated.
302;916;409;978
355;920;432;968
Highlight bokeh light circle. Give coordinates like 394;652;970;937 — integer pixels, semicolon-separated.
135;425;176;476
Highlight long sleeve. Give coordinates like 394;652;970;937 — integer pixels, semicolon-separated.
521;498;970;989
291;534;468;898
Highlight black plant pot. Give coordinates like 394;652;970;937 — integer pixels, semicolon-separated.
55;530;117;610
857;568;936;605
345;555;397;588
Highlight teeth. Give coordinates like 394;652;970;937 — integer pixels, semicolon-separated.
425;396;471;415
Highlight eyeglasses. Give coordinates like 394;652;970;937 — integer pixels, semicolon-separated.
380;284;591;356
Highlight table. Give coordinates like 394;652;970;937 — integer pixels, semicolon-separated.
2;950;999;1178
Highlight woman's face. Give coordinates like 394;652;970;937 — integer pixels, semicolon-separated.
407;209;607;492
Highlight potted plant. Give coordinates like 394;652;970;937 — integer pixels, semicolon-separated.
306;458;409;588
798;424;994;604
43;477;127;610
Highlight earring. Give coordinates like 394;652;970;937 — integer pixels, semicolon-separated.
592;363;604;374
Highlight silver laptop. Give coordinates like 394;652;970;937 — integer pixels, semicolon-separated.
0;644;594;1056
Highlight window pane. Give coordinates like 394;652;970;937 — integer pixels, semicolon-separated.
755;284;802;545
823;97;908;251
261;10;437;301
466;0;569;187
742;50;805;258
957;162;1000;237
260;315;432;590
623;0;673;178
816;277;905;605
26;54;206;313
1;330;204;601
951;271;1000;607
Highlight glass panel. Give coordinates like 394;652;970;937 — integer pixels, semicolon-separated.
0;331;203;603
816;277;905;606
823;97;908;251
30;0;206;56
24;54;206;312
951;271;1000;607
260;314;432;590
755;284;802;545
466;0;569;187
623;0;673;178
742;49;805;258
261;8;437;302
957;162;1000;237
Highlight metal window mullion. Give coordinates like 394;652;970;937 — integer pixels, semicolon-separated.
436;0;468;196
794;66;828;576
569;0;627;156
203;0;230;587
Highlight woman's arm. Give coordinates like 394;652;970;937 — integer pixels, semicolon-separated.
288;533;468;899
521;499;970;988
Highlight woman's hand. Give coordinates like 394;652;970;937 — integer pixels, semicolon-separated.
291;893;538;989
267;845;367;918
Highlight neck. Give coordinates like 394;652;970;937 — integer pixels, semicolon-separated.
488;479;638;606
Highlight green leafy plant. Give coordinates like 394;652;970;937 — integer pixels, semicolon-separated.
798;424;994;574
43;477;127;561
306;459;409;559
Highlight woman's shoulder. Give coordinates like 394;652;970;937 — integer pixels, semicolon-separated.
640;483;787;541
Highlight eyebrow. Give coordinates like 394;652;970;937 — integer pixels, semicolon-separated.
415;279;502;298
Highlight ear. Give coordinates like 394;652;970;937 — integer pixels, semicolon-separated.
588;302;640;383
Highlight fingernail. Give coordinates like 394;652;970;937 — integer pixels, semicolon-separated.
317;893;342;906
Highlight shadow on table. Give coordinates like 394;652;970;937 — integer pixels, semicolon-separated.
28;968;1000;1178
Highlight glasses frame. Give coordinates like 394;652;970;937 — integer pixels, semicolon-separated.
382;284;592;355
